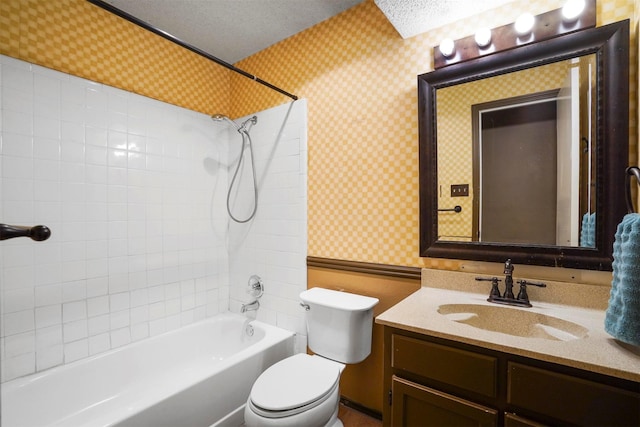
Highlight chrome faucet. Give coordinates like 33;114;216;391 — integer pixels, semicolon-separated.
475;259;546;307
241;275;264;314
241;300;260;313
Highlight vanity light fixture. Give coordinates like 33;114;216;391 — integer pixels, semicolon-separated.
439;38;455;57
433;0;595;69
514;13;535;35
474;28;492;48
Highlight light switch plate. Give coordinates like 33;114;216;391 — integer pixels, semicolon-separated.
451;184;469;197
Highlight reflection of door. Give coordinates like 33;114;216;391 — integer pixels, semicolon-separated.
556;63;581;246
472;92;559;244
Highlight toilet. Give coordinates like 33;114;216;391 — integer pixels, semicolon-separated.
244;287;379;427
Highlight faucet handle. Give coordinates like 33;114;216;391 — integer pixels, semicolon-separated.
517;280;546;288
516;280;546;306
247;275;264;299
475;276;502;299
475;276;501;282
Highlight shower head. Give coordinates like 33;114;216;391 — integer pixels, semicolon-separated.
211;114;258;133
211;113;241;131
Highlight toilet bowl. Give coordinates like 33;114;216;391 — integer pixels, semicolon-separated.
244;353;345;427
244;288;379;427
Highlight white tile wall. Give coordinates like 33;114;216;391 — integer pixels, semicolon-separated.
1;55;308;382
228;101;309;354
1;55;231;382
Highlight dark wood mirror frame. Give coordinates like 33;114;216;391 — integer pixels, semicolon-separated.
419;20;629;270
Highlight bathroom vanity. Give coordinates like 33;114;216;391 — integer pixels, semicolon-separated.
404;16;638;425
376;270;640;426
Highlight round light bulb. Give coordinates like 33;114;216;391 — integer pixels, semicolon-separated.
475;28;492;48
475;28;491;47
514;13;535;35
440;38;455;57
562;0;586;21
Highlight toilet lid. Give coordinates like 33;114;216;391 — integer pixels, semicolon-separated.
250;353;341;412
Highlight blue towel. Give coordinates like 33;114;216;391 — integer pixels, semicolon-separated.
580;212;596;248
605;213;640;346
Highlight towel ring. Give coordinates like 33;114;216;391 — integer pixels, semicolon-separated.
625;166;640;214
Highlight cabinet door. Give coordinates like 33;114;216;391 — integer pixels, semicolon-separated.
392;376;497;427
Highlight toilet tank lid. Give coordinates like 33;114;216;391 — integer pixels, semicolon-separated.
300;287;379;311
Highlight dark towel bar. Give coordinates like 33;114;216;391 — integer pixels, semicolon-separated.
0;224;51;241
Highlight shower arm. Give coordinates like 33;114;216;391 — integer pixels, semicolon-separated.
87;0;298;101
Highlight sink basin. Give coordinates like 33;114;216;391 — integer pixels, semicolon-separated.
437;304;589;341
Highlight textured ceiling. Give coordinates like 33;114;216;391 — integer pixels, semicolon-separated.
103;0;364;63
102;0;514;64
374;0;515;38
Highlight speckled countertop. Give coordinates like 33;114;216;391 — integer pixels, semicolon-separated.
375;269;640;383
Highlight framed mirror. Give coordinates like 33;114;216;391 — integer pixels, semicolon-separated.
419;20;629;270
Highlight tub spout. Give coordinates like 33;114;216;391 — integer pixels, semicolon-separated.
241;300;260;313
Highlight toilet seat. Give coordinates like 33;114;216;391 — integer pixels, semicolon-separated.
248;353;342;418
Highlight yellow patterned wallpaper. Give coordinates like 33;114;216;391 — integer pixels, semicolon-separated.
236;0;638;268
1;0;637;270
0;0;231;115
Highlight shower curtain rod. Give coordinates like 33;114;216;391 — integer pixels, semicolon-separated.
87;0;298;101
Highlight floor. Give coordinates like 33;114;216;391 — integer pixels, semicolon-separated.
241;402;382;427
339;403;382;427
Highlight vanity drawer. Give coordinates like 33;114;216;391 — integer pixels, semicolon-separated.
508;362;640;426
392;334;497;398
392;376;498;427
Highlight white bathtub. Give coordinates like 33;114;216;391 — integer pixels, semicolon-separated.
1;313;295;427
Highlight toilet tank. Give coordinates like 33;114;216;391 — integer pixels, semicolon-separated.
300;287;379;364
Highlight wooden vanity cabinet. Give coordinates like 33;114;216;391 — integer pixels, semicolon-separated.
383;327;640;427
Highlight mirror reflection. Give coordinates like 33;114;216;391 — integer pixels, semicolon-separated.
436;54;597;248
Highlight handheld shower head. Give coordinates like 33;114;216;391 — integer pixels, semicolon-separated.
211;113;241;131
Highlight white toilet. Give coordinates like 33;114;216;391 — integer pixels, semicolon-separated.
244;287;379;427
